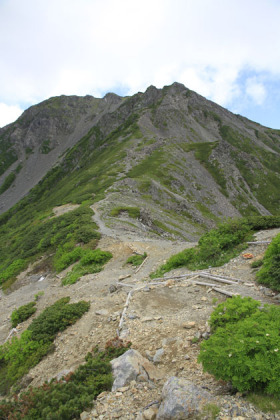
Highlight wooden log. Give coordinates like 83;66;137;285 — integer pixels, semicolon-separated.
116;282;135;288
201;272;242;282
199;273;239;285
152;271;208;282
247;241;271;245
135;257;148;273
4;328;18;343
212;288;237;297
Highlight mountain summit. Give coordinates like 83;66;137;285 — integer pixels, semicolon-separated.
0;82;279;239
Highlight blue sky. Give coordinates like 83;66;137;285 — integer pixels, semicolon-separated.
0;0;280;129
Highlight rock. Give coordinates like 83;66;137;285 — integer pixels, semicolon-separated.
145;350;154;361
80;411;91;420
54;369;72;381
143;286;151;292
119;274;131;280
143;406;158;419
153;348;164;364
128;313;139;319
111;349;162;391
156;377;213;419
95;309;109;316
182;321;196;329
109;284;117;293
142;316;153;322
184;354;190;360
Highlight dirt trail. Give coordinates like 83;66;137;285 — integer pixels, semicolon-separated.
1;213;280;418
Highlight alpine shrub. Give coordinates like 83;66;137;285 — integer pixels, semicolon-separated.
209;295;260;332
0;298;90;395
0;346;129;419
11;301;37;328
199;298;280;395
256;233;280;291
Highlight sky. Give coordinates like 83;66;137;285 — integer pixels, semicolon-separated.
0;0;280;129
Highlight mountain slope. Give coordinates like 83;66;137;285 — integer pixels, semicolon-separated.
0;82;279;243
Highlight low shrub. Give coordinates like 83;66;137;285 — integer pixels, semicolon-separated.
61;249;112;285
209;295;260;332
53;246;83;272
0;345;129;419
151;216;280;278
110;206;140;219
198;297;280;395
251;259;263;268
126;252;147;267
0;298;90;395
11;302;37;328
256;233;280;291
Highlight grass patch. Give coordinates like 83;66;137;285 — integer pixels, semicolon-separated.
61;248;112;285
0;172;16;194
0;206;100;288
11;302;37;328
0;297;90;395
0;342;130;418
150;216;280;278
110;206;140;219
126;252;147;267
247;393;280;413
256;233;280;290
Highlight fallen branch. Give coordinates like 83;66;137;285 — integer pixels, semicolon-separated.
116;282;135;288
199;273;239;285
152;271;209;282
212;288;237;297
135;256;148;274
4;328;18;343
202;272;242;283
247;241;271;245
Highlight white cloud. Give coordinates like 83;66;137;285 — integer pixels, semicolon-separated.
0;0;280;127
246;78;267;105
0;103;23;128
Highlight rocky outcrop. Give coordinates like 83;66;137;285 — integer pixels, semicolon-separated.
110;349;162;391
156;377;214;419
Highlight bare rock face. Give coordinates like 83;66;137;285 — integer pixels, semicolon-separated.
156;377;213;419
110;349;162;391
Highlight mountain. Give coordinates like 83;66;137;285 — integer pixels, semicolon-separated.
1;83;280;417
0;82;279;241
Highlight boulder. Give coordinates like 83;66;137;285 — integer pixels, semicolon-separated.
111;349;162;391
156;377;213;419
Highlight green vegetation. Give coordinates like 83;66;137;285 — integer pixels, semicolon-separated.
0;172;16;194
220;125;280;214
0;343;129;419
0;297;90;395
151;216;280;278
0;132;18;176
34;291;44;301
0;206;100;289
256;233;280;290
40;139;52;154
11;301;37;328
110;206;140;219
199;296;280;395
126;252;147;267
247;393;280;413
201;403;220;419
61;248;112;285
209;295;260;332
251;259;263;268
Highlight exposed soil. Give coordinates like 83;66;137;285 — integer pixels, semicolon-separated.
1;208;280;419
